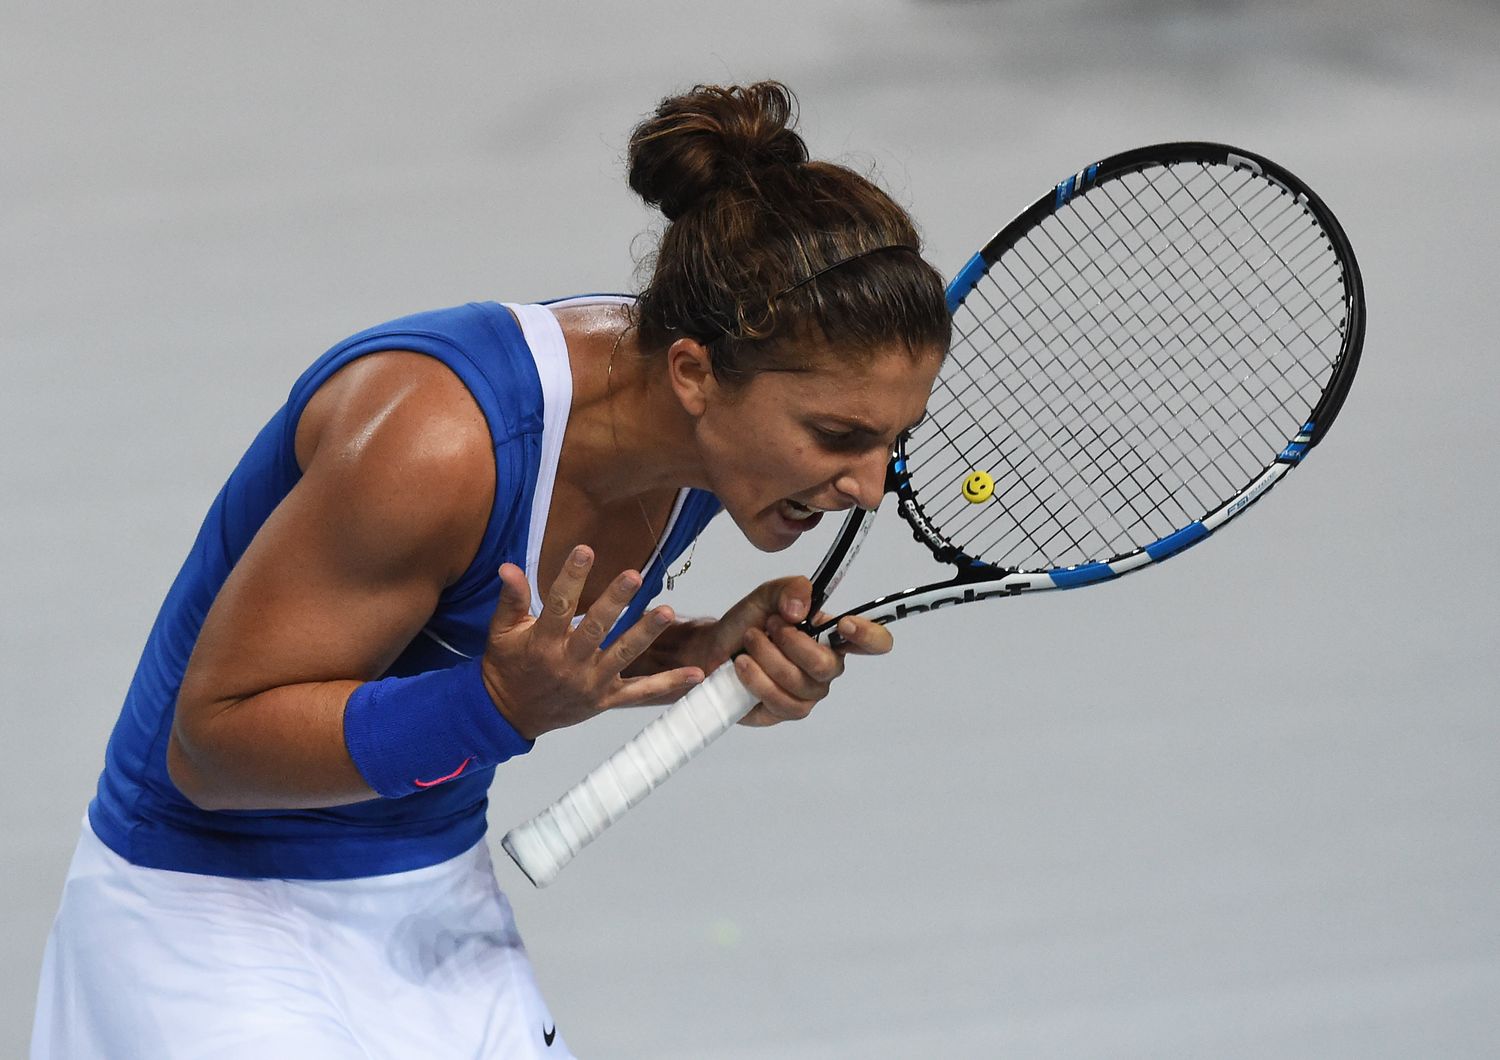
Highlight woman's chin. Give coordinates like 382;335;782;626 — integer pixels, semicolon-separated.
722;498;827;552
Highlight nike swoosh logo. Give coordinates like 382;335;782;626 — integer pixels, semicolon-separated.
413;757;473;788
544;1024;557;1047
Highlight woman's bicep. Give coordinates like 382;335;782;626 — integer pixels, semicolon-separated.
179;468;444;716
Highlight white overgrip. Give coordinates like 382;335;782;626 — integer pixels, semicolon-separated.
501;661;759;887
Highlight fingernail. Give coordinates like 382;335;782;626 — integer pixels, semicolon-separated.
786;599;806;620
572;547;589;566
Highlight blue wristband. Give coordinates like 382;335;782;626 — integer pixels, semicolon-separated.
343;658;534;799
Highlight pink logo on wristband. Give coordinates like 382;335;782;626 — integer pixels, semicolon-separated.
413;757;474;788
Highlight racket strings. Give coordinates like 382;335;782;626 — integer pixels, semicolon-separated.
939;244;1203;544
940;233;1243;553
998;234;1233;520
1068;174;1313;452
929;282;1128;559
935;188;1277;534
1146;166;1343;385
931;180;1336;563
907;160;1350;571
940;276;1178;557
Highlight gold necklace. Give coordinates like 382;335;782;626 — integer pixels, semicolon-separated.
607;325;697;590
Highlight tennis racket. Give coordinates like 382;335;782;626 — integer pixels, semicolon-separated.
502;141;1364;887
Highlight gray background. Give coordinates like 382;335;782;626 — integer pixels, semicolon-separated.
4;1;1497;1056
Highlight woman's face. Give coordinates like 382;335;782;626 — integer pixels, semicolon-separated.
694;344;943;552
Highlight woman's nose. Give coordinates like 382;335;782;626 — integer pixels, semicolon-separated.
833;448;888;511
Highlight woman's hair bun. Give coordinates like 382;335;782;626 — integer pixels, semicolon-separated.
627;81;809;221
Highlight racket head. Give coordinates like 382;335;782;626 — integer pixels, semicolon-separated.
895;141;1364;579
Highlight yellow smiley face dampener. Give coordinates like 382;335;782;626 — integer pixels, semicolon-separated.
961;470;995;503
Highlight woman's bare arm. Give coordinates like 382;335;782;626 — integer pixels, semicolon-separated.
167;351;494;811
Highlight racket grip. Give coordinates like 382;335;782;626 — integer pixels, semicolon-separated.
501;661;758;887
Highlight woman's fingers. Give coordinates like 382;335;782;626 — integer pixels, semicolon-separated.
492;564;534;632
734;638;824;722
603;666;705;709
492;550;894;737
533;545;592;640
596;604;674;671
829;615;894;656
741;618;842;700
731;613;893;727
732;653;816;724
565;568;644;662
737;702;785;728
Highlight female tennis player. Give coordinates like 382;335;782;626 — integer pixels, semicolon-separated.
32;81;950;1058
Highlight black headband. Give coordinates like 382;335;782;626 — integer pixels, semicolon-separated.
775;243;923;299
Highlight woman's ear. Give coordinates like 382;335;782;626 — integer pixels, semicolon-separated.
665;337;717;417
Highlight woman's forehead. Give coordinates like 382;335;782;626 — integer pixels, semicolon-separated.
752;344;940;415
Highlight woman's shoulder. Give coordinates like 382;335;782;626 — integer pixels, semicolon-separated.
296;350;494;486
290;351;496;586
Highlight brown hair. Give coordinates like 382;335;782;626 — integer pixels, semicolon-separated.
627;81;950;382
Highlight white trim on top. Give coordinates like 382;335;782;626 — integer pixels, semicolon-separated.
504;297;688;620
505;302;575;618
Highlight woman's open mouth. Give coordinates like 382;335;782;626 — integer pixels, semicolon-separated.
773;498;825;535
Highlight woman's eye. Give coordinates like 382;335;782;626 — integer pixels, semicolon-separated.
814;427;857;446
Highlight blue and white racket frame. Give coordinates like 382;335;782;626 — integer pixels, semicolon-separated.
502;141;1365;887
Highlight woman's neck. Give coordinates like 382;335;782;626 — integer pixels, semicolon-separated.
552;303;702;506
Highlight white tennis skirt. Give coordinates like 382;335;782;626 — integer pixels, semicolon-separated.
32;818;572;1059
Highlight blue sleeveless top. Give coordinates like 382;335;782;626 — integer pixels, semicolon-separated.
88;298;721;880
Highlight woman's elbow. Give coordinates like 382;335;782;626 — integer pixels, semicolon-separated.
166;722;231;811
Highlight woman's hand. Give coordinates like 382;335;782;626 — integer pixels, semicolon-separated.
679;576;895;727
480;546;706;740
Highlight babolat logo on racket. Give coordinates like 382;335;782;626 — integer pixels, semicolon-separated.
1054;163;1100;208
898;497;948;552
872;585;1018;624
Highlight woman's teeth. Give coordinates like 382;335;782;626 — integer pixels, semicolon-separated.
782;500;818;521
